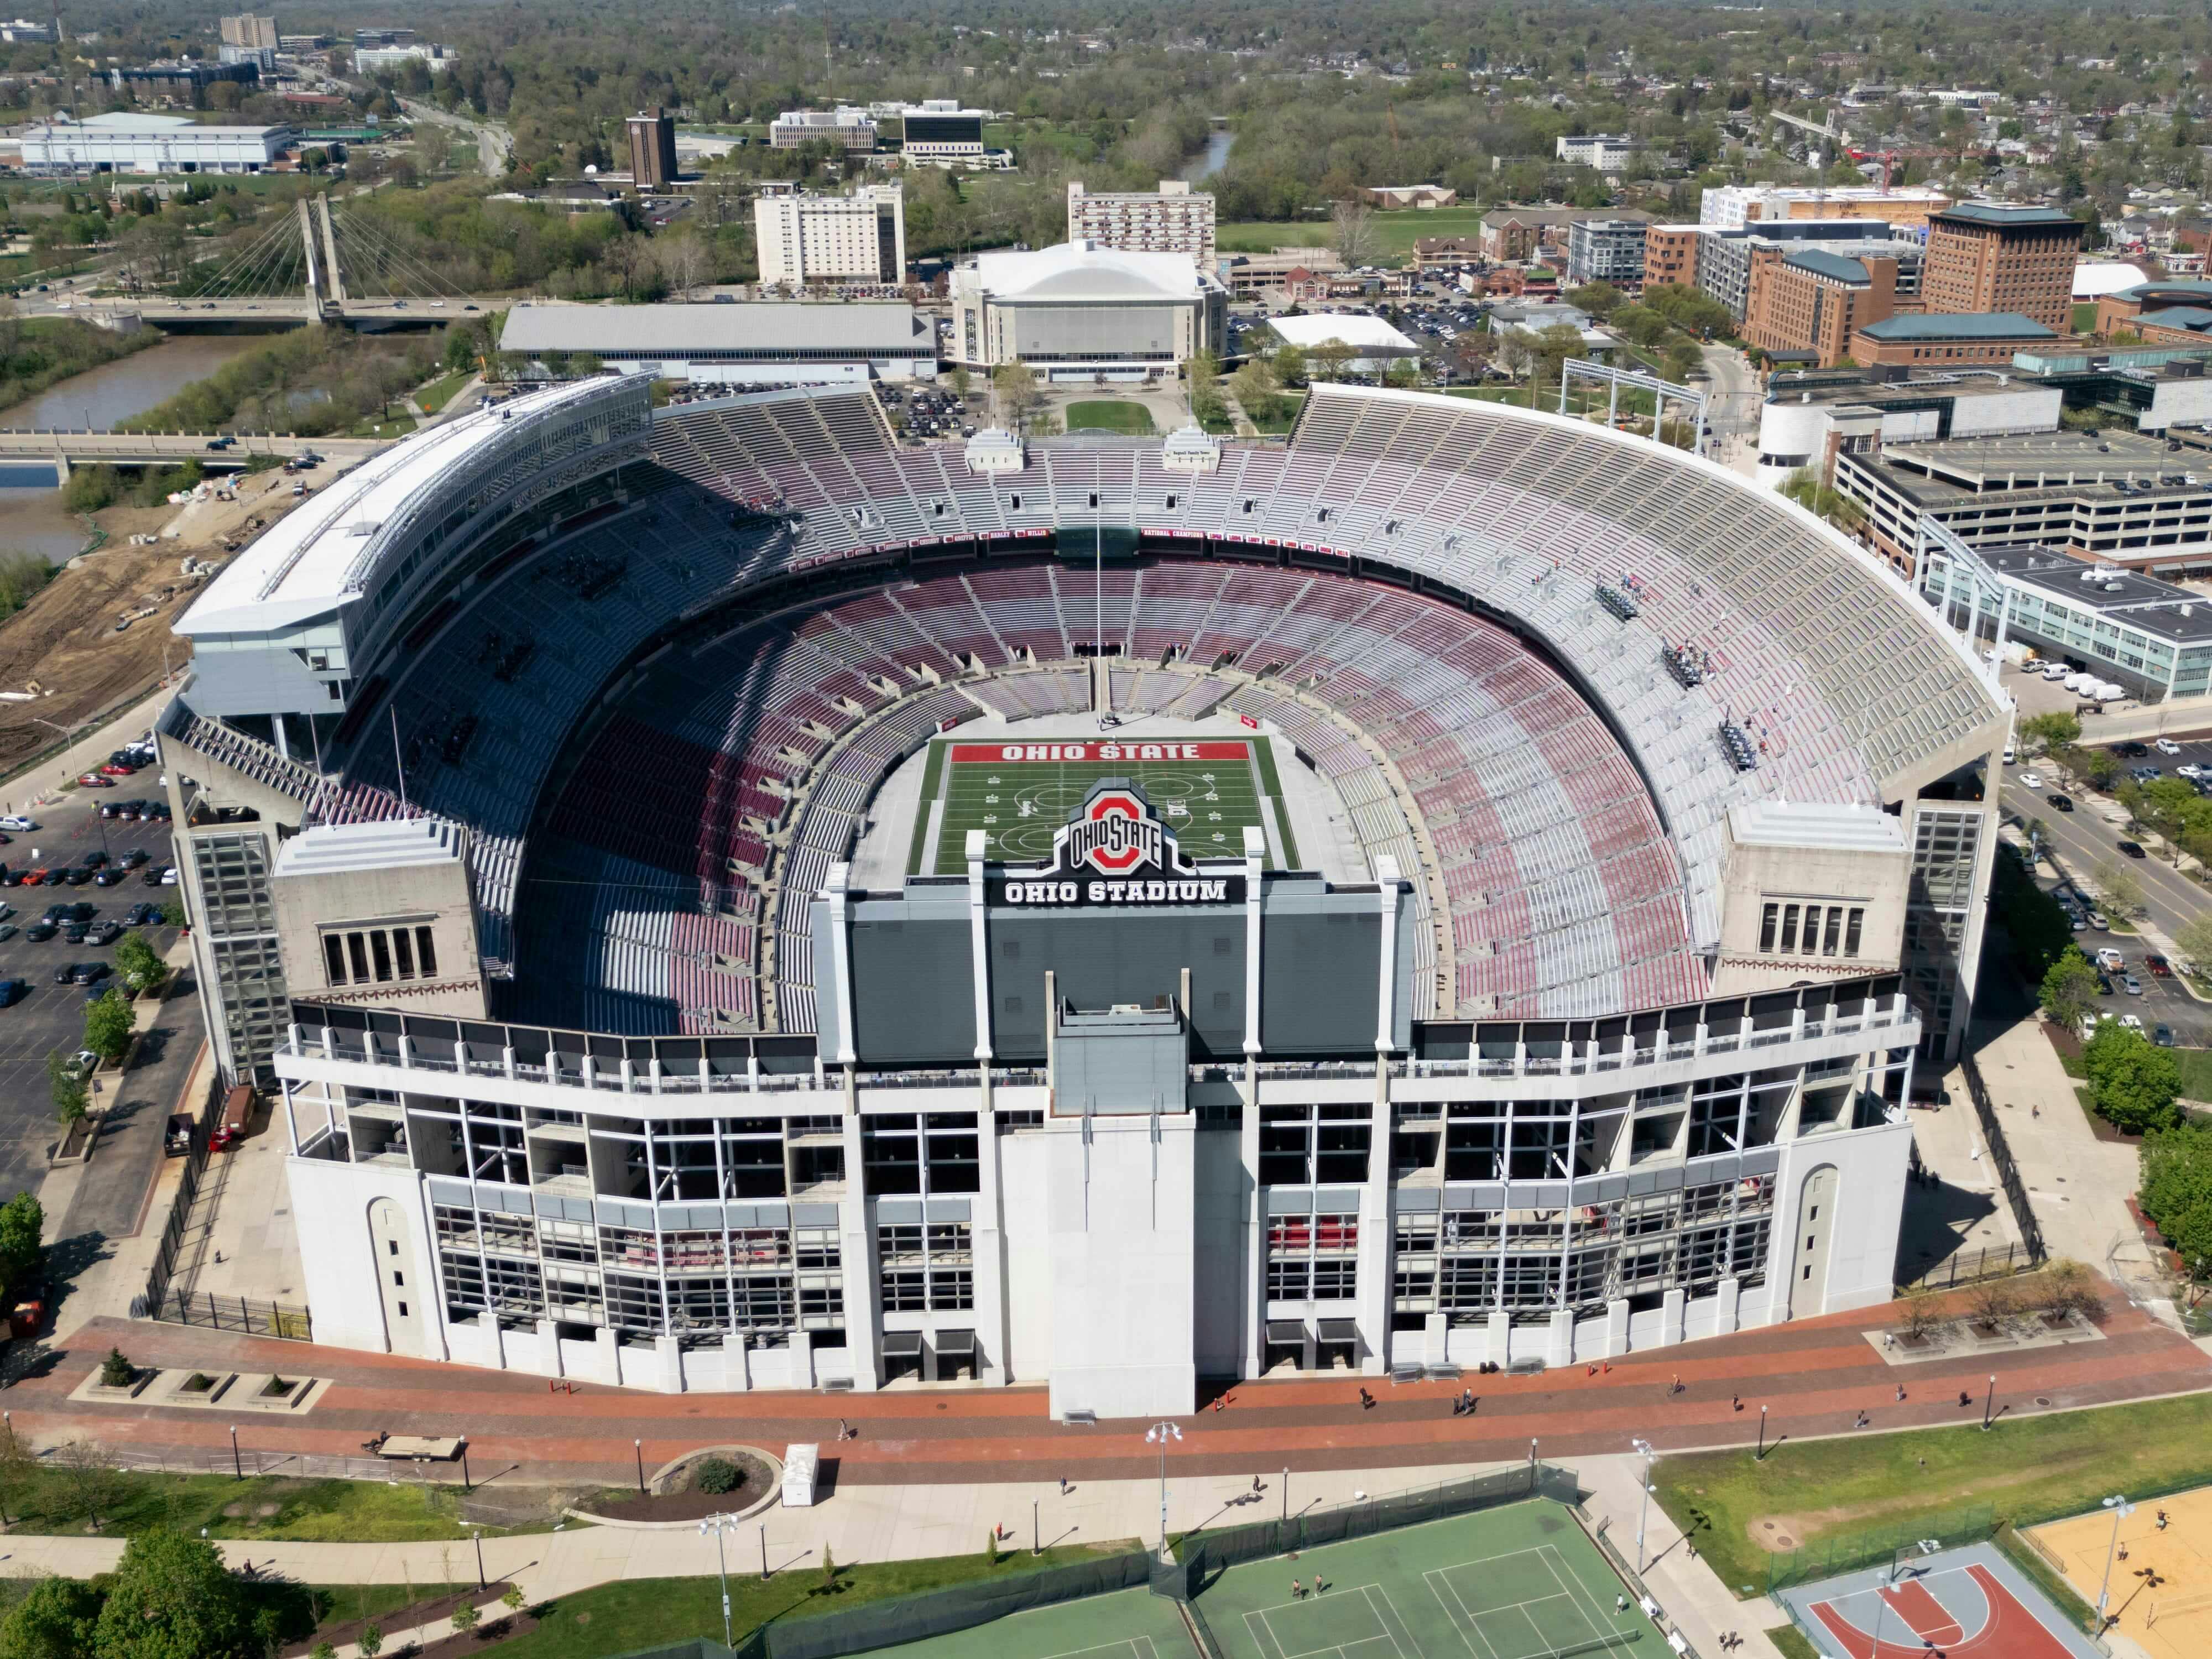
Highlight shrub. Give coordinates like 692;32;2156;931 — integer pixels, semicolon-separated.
692;1455;738;1495
98;1348;131;1387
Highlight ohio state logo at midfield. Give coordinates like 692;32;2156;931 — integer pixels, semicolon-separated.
1065;786;1180;875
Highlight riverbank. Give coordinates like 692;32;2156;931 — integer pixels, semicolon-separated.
0;315;164;420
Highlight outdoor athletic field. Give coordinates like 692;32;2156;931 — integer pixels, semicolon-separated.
868;1582;1193;1659
914;735;1296;875
1193;1501;1650;1659
2027;1484;2212;1659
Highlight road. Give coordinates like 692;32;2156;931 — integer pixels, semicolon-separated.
399;97;512;178
1698;343;1761;472
0;431;392;468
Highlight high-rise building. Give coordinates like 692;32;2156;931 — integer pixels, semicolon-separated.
626;107;679;191
1565;218;1647;286
754;182;907;288
1066;179;1216;267
1744;247;1902;368
221;14;278;49
1921;202;2084;333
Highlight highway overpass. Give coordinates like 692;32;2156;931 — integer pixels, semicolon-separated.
0;429;394;479
14;296;504;330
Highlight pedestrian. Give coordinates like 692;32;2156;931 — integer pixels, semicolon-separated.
2032;1103;2040;1119
1958;1390;1972;1408
1060;1476;1070;1496
1855;1412;1870;1429
1359;1386;1374;1410
1291;1578;1304;1600
2158;1509;2170;1531
1617;1595;1629;1614
1214;1395;1225;1413
1895;1385;1906;1403
1731;1393;1742;1412
1253;1474;1263;1494
1316;1578;1328;1595
1462;1387;1473;1413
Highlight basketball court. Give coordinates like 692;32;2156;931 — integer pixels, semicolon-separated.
1192;1500;1651;1659
1771;1541;2102;1659
2025;1483;2212;1659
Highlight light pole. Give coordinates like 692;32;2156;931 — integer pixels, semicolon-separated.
700;1512;739;1647
1631;1438;1656;1574
1756;1404;1767;1461
1145;1421;1182;1561
462;1520;486;1590
229;1425;241;1481
634;1438;646;1493
2098;1495;2134;1628
1982;1374;1996;1431
1281;1467;1289;1526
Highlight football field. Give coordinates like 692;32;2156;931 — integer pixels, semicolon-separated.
914;735;1295;875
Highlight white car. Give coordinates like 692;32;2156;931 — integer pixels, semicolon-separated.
2018;771;2044;789
2097;947;2125;971
2156;738;2182;755
2121;1013;2146;1032
2180;765;2204;780
0;816;36;832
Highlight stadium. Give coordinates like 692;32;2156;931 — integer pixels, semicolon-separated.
159;376;2008;1416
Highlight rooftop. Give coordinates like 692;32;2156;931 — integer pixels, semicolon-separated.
1783;248;1872;284
2120;279;2212;302
2138;306;2212;335
1934;201;2081;229
1971;545;2212;644
274;817;466;879
1726;801;1908;854
500;301;930;356
2073;262;2150;299
1855;312;2058;342
177;379;622;634
1265;313;1421;354
963;241;1222;301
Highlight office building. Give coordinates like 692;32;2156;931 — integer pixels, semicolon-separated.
108;60;260;100
1696;221;1921;322
1699;184;1953;233
1565;219;1647;286
754;183;906;288
1847;311;2058;368
1215;248;1343;298
1362;185;1458;210
221;14;279;50
951;241;1227;380
353;28;415;49
770;107;878;153
900;101;987;162
1556;134;1638;170
625;107;679;191
356;43;458;76
1921;203;2083;333
1751;368;2063;492
499;302;936;386
23;111;294;174
1067;179;1215;266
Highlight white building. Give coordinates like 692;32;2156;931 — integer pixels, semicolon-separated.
769;107;878;153
1266;312;1423;377
356;43;459;76
754;182;906;288
950;241;1228;380
1556;134;1638;170
21;112;296;175
499;302;937;387
1067;179;1215;267
1700;184;1953;230
900;100;986;162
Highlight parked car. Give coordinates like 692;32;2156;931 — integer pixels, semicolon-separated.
2147;954;2173;977
2096;971;2115;995
2119;841;2148;859
68;962;108;987
119;849;148;869
142;863;171;886
22;920;54;942
74;774;112;789
97;763;134;777
85;921;122;946
2156;738;2182;755
81;851;106;869
2156;1024;2177;1047
125;902;162;926
92;868;125;887
0;979;22;1006
2096;947;2125;971
2121;1013;2146;1032
165;1114;194;1155
0;925;17;943
2124;973;2145;995
0;816;37;832
2089;909;2110;930
60;868;90;886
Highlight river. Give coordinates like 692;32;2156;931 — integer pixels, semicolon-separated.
0;331;269;562
1186;129;1234;182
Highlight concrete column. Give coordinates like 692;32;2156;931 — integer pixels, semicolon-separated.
1714;1275;1742;1338
1605;1297;1630;1357
791;1329;816;1389
722;1331;752;1391
1486;1307;1509;1370
654;1333;684;1394
838;1108;879;1392
1661;1287;1687;1347
973;1079;1010;1385
1424;1310;1448;1369
592;1327;621;1386
535;1318;562;1379
1546;1308;1574;1368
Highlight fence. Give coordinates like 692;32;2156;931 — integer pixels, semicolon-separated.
130;1071;314;1343
1960;1052;2049;1264
1766;1503;1999;1593
1897;1241;2041;1293
109;1445;458;1485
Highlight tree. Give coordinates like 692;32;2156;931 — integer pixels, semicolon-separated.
1329;199;1378;268
99;1349;131;1387
947;366;970;399
500;1586;525;1615
50;1441;125;1534
1564;281;1624;320
2018;710;2081;759
2039;946;2101;1036
2177;912;2212;979
1663;337;1704;383
1780;469;1867;535
1187;349;1220;403
451;1602;480;1639
0;1420;43;1528
356;1624;383;1658
1307;338;1359;382
45;1055;85;1129
1272;341;1309;387
990;361;1039;431
2141;1121;2212;1277
0;1194;41;1304
0;1575;100;1659
92;1527;252;1659
82;988;132;1066
2083;1020;2183;1134
2093;858;2145;920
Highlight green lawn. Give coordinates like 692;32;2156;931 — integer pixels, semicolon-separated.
1218;206;1490;267
415;369;473;413
1650;1391;2212;1600
1061;399;1155;435
492;1545;1131;1659
1765;1626;1821;1659
2173;1046;2212;1100
1;1468;563;1542
2073;302;2098;333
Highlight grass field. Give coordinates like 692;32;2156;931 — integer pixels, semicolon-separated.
1064;400;1156;434
0;1465;577;1542
1218;207;1488;267
1651;1392;2212;1601
920;736;1289;875
1192;1500;1646;1659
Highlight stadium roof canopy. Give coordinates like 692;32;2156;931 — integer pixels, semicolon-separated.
1267;312;1422;355
499;301;932;358
179;378;621;633
963;241;1222;300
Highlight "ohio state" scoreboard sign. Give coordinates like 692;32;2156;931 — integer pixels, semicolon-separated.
992;779;1245;907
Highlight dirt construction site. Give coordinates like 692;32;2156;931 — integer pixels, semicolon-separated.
0;470;314;779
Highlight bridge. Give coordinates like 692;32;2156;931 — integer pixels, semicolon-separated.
14;294;505;330
0;429;394;479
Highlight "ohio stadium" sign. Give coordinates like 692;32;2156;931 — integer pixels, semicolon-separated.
993;780;1245;907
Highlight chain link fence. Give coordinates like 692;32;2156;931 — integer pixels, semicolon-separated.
1766;1504;1998;1594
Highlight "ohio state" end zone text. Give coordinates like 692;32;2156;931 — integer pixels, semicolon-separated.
949;741;1251;764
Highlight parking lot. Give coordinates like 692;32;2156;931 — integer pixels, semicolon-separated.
0;761;184;1206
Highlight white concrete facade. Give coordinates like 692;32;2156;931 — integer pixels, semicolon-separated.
754;184;906;288
23;114;295;174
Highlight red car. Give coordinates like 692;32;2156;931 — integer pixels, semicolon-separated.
2147;954;2173;978
75;774;113;789
98;763;134;776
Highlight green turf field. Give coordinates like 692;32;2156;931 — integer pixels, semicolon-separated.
919;736;1291;875
1192;1501;1650;1659
868;1584;1193;1659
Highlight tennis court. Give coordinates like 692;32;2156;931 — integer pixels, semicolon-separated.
864;1583;1194;1659
1193;1500;1650;1659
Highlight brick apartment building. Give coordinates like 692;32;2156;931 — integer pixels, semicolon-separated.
1745;248;1900;368
1847;311;2059;367
1922;203;2083;332
1642;225;1702;290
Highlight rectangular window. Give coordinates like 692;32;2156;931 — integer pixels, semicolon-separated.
324;934;347;984
1845;908;1864;957
1823;908;1843;957
369;930;393;982
1760;903;1778;951
347;932;370;982
1781;905;1799;952
393;928;415;978
416;927;437;977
